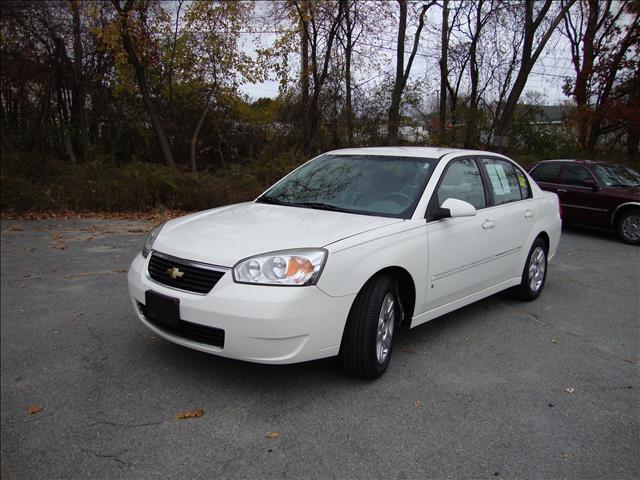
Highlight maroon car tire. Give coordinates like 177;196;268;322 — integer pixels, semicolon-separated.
617;208;640;245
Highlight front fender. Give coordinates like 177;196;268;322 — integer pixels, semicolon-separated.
317;222;428;312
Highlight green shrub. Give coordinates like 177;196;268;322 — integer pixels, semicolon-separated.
0;150;306;213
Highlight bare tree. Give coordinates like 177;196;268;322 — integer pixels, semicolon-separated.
493;0;576;147
388;0;436;145
112;0;175;167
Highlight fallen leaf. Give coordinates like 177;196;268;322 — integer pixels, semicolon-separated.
73;311;83;318
50;232;63;240
175;408;204;420
113;268;127;273
86;236;94;241
22;273;31;278
26;405;44;415
464;337;470;342
565;387;575;394
148;336;157;341
551;337;559;344
62;275;72;279
9;224;24;231
265;431;280;439
20;283;27;288
413;400;421;408
401;347;415;353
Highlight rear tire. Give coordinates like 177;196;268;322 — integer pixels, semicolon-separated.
617;209;640;245
511;237;548;301
340;275;398;379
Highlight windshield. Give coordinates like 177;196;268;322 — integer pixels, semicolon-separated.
592;165;640;187
258;154;438;218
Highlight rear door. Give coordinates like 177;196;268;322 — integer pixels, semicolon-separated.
529;162;562;193
479;157;535;279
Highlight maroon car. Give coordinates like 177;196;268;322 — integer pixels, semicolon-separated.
526;159;640;244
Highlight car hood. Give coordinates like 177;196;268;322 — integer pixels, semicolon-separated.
152;202;404;267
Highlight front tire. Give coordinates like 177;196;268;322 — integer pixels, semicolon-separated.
511;238;548;301
617;209;640;245
340;275;398;379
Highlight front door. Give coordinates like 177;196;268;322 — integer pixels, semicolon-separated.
422;158;501;317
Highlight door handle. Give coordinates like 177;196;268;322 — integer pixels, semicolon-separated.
524;209;535;218
557;188;567;194
482;219;496;229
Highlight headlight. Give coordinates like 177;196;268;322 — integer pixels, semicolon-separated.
233;249;327;286
141;223;164;258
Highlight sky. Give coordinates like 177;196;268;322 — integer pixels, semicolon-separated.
230;1;577;106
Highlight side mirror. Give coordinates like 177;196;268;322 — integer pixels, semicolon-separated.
582;179;600;191
435;198;477;219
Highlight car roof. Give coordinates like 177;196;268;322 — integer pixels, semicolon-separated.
324;146;499;159
535;159;610;166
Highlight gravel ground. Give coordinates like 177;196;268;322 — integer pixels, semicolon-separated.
1;219;638;479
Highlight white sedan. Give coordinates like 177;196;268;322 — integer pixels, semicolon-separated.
128;147;561;378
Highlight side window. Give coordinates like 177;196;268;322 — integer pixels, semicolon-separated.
562;164;595;187
480;158;522;205
435;159;486;210
530;163;561;183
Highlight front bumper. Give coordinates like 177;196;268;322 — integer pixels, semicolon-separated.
127;253;355;364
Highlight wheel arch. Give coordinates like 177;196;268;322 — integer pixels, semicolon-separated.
347;266;416;327
610;202;640;227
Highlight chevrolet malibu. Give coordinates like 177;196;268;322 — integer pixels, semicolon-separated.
128;147;561;379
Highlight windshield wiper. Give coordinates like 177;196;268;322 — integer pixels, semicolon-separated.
256;195;290;205
257;197;360;214
289;201;360;214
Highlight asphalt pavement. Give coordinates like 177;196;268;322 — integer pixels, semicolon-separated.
1;218;638;479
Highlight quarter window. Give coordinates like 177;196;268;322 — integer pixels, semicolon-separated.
530;163;561;183
435;159;486;210
562;164;595;186
480;158;523;205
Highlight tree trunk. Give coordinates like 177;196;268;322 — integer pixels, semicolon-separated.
494;0;576;145
116;2;175;167
70;0;89;161
388;0;408;145
299;0;310;147
388;0;434;145
343;0;354;146
438;0;449;138
190;100;211;173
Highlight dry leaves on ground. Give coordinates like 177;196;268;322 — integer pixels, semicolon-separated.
551;337;559;344
26;405;44;415
565;387;576;394
175;408;204;420
265;432;280;439
1;210;190;223
414;400;422;408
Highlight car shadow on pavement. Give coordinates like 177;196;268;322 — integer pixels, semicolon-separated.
562;224;621;244
128;291;509;389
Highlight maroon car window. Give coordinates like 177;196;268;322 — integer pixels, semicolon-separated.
562;164;595;187
480;158;522;205
530;163;561;183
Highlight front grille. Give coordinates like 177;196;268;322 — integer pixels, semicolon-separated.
138;302;225;348
148;251;227;294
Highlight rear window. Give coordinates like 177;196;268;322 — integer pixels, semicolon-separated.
530;163;561;183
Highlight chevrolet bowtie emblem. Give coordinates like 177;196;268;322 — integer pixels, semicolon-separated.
166;267;184;279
